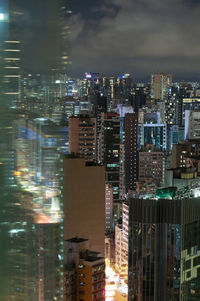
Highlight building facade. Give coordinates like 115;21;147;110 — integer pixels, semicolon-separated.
128;197;181;301
63;157;105;255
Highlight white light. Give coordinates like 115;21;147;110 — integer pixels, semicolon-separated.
0;13;4;21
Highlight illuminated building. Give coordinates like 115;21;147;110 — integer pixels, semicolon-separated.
115;223;123;272
64;96;80;118
11;116;65;301
78;252;105;301
64;237;89;301
124;113;138;192
26;118;61;188
119;144;126;200
69;116;97;162
165;139;200;191
185;110;200;140
138;123;167;151
117;104;134;120
165;90;179;125
98;113;120;205
170;140;200;172
167;125;184;152
128;197;181;301
0;190;37;301
0;1;69;300
138;144;164;187
0;0;22;110
64;237;105;301
105;233;115;266
135;180;157;196
117;105;134;190
182;97;200;126
0;2;23;298
151;73;172;100
105;184;114;233
63;157;105;255
121;202;129;273
3;39;21;107
115;202;129;274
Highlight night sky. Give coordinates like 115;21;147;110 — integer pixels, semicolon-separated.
69;0;200;81
12;0;200;81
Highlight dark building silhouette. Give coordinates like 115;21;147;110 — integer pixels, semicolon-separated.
124;113;138;193
128;195;200;301
128;197;181;301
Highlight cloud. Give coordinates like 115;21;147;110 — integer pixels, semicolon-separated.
69;0;200;80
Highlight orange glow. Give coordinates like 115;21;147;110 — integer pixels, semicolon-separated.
14;170;22;176
34;214;51;224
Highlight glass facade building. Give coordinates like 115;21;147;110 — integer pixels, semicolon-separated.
0;0;69;299
138;123;167;151
128;197;181;301
180;198;200;301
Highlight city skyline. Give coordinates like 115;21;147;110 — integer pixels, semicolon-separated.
69;0;200;80
2;1;200;300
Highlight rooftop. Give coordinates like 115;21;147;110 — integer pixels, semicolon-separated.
66;237;88;243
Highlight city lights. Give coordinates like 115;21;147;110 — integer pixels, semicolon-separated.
1;0;200;300
0;13;4;20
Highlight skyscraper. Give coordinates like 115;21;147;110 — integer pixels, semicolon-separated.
151;73;172;100
0;1;70;299
69;116;97;162
138;144;164;187
124;113;138;192
98;112;121;220
180;198;200;301
128;197;181;301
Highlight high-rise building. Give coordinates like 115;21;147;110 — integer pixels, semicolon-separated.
182;97;200;126
69;116;97;162
119;144;126;199
105;184;114;233
170;140;200;171
1;1;71;300
151;73;172;100
138;123;167;151
98;113;120;204
185;110;200;140
115;202;129;274
128;197;181;301
124;113;138;193
35;223;63;301
138;144;164;187
3;39;21;107
63;157;105;255
167;125;184;152
180;198;200;301
64;237;105;301
164;85;182;127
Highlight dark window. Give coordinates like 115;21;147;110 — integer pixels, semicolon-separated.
185;260;191;270
193;257;200;266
